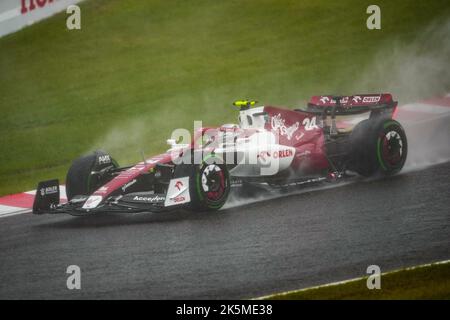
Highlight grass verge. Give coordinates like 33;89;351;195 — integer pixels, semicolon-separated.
261;260;450;299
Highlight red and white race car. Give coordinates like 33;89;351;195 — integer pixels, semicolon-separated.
33;93;407;215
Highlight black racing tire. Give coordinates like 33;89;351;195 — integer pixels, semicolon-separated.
349;118;408;177
65;150;118;200
173;157;230;212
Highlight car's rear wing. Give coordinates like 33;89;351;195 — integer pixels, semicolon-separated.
306;93;397;116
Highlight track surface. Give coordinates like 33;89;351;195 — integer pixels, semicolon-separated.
0;161;449;299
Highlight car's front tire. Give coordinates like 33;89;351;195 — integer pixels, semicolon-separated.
65;150;118;200
173;156;230;212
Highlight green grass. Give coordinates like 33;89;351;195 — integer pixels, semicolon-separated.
0;0;449;195
265;261;450;299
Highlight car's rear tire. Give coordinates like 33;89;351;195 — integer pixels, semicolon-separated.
66;150;118;200
173;156;230;212
349;118;407;177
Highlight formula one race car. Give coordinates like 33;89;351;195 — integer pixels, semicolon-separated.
33;93;407;215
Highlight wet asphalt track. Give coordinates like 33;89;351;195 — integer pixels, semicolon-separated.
0;162;449;299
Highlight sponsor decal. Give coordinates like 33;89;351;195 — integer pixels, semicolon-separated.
98;155;111;165
82;195;102;209
319;96;349;104
271;114;299;140
175;180;184;191
132;195;165;203
40;186;58;196
362;96;381;103
273;149;293;159
173;196;186;203
302;116;318;131
121;179;137;192
257;151;271;161
165;177;190;207
320;96;330;104
352;95;362;103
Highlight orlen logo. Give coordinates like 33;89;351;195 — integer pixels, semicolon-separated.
257;151;271;161
21;0;57;15
175;181;184;191
273;149;293;159
173;196;186;203
352;96;362;103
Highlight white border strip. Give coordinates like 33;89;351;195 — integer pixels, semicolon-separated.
253;259;450;300
0;185;66;218
0;7;21;23
0;205;31;218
